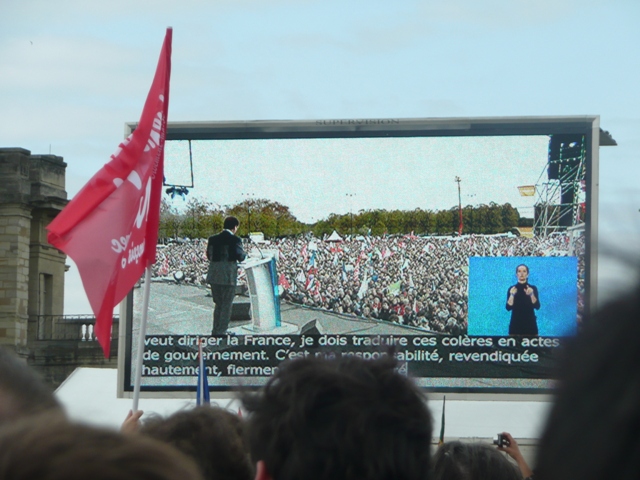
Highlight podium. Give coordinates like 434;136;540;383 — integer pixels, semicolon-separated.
232;256;297;335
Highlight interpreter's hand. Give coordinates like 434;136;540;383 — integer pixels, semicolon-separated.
121;409;143;434
509;286;517;296
524;286;534;296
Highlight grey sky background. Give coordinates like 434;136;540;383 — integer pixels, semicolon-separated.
166;135;550;222
1;0;638;313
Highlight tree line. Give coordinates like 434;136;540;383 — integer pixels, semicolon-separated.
159;197;529;240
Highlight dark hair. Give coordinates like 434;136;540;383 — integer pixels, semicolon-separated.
224;216;240;230
432;442;521;480
141;406;253;480
242;355;432;480
535;284;640;480
515;264;529;274
0;416;203;480
0;347;63;423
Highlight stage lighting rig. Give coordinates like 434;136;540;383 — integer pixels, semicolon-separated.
165;185;190;199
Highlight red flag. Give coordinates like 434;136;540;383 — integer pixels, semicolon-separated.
46;29;172;357
278;273;291;290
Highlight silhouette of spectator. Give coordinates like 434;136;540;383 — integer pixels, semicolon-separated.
432;441;521;480
0;347;63;424
535;283;640;480
141;405;253;480
242;355;432;480
0;415;203;480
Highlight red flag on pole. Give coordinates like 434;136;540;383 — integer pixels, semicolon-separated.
46;28;172;358
278;273;291;290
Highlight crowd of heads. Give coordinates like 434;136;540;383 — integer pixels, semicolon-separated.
6;232;640;480
0;416;204;480
0;346;436;480
153;231;585;335
2;270;640;480
154;238;209;284
0;348;205;480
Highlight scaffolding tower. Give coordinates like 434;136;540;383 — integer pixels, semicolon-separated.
533;134;587;237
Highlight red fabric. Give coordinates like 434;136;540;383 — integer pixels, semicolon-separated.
46;29;172;357
278;273;291;290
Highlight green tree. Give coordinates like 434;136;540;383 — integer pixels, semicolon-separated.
435;209;454;234
501;203;520;230
182;197;207;238
415;209;434;234
486;202;504;234
386;210;403;234
475;204;489;234
462;205;474;234
227;198;305;238
159;197;185;240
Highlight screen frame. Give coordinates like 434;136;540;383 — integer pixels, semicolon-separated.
117;115;602;397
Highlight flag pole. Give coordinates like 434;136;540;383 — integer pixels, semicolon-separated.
438;395;446;446
132;265;152;411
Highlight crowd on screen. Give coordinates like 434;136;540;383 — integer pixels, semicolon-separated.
152;232;585;334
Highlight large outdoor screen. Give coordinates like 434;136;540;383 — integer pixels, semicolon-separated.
121;116;600;393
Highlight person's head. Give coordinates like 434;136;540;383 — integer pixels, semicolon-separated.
515;264;529;283
224;216;240;232
140;406;253;480
0;416;203;480
242;355;432;480
535;283;640;480
0;347;63;424
432;441;521;480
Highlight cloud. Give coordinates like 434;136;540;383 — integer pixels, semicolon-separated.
273;0;603;55
0;35;153;93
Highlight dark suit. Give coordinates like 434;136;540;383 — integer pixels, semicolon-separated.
206;230;246;334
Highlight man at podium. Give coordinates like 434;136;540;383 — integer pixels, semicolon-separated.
206;216;246;335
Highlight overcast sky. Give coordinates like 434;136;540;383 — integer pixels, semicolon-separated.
166;135;549;222
1;0;638;313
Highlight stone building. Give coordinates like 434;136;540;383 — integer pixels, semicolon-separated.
0;148;116;386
